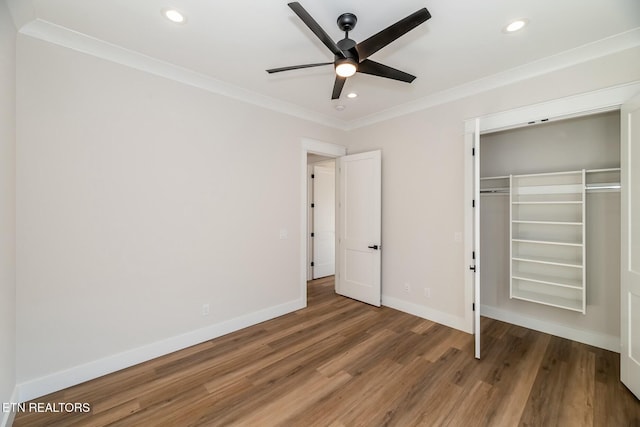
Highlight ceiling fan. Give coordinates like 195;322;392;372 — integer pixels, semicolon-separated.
266;2;432;100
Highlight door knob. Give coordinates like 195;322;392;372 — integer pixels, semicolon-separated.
368;245;379;250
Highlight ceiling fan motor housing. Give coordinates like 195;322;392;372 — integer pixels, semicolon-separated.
337;13;357;32
336;38;359;62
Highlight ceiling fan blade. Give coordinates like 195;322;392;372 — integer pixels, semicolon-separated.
332;76;346;99
288;2;345;59
356;8;431;60
357;59;416;83
266;62;333;74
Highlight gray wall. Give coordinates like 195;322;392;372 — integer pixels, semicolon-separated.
480;111;621;345
16;35;342;388
480;112;620;175
0;0;17;416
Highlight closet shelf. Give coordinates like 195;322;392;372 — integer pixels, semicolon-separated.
512;256;582;268
482;168;621;194
482;185;620;194
483;168;619;181
512;220;583;226
511;289;584;313
512;273;582;289
512;201;582;205
514;184;583;195
512;238;583;247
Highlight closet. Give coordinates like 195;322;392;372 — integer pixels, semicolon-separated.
479;111;621;348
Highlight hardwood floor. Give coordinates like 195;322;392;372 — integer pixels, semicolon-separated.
14;276;640;426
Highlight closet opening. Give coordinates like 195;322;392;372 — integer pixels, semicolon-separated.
478;110;621;352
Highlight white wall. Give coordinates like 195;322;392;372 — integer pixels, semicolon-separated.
344;46;640;333
0;0;17;421
480;112;621;350
15;35;342;396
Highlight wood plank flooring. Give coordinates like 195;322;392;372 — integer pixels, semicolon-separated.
14;276;640;426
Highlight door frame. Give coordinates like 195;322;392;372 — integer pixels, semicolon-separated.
463;81;640;357
300;138;347;305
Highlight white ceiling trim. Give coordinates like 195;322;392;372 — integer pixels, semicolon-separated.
18;19;640;132
346;28;640;130
19;19;350;130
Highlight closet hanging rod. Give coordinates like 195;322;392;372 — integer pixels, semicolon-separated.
480;188;510;194
585;167;621;173
481;168;621;182
480;184;621;194
585;184;621;191
480;176;509;180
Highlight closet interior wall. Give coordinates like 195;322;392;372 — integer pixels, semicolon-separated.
479;111;621;348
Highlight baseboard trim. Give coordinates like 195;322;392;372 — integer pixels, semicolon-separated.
16;298;305;403
480;305;620;352
1;387;18;427
382;296;470;333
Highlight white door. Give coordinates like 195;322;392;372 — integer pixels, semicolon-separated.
621;93;640;399
472;119;481;359
336;150;382;307
312;162;335;279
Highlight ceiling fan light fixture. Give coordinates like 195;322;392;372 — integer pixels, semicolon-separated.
335;59;357;78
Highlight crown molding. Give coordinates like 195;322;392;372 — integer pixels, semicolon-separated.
346;27;640;130
464;80;640;134
18;19;640;132
19;19;350;131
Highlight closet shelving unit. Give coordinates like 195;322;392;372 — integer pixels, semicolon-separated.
509;170;586;313
479;168;620;313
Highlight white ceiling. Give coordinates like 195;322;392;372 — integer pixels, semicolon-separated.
7;0;640;127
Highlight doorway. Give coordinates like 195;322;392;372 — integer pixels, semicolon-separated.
307;157;336;280
300;139;382;308
299;139;346;306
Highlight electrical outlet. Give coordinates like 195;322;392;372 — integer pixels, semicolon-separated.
424;288;431;298
202;303;210;316
404;283;411;293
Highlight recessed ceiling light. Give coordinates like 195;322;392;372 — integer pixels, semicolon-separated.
346;92;358;99
504;18;528;33
163;8;186;24
335;105;346;111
